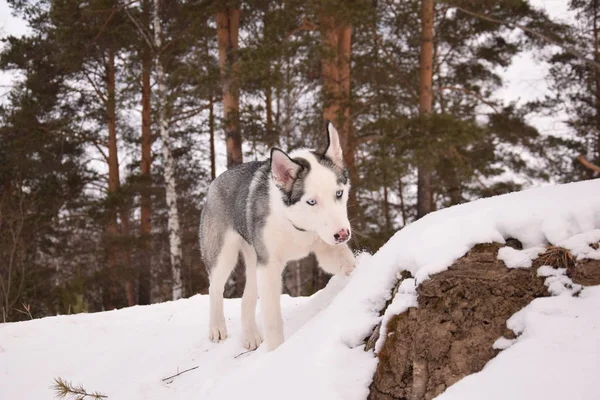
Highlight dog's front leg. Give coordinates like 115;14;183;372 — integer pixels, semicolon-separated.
314;241;356;276
257;263;284;351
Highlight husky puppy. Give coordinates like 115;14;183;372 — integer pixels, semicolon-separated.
200;123;355;351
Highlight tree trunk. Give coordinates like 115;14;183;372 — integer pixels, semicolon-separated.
416;0;435;219
209;92;216;181
320;15;362;231
594;0;600;167
321;15;340;124
153;0;183;300
216;6;245;297
398;175;407;227
283;55;293;147
338;23;361;230
138;0;153;305
383;174;391;233
448;171;462;206
216;7;242;169
122;210;136;306
265;65;275;147
104;46;121;310
337;23;352;161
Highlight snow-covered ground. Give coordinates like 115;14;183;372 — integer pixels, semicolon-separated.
1;179;600;400
0;287;354;400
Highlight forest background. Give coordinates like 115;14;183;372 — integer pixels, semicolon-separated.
1;0;599;322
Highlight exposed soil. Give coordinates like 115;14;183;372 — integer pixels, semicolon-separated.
568;258;600;286
368;240;600;400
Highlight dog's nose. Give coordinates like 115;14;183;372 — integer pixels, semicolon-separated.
333;228;350;243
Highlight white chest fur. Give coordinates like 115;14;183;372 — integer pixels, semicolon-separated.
262;213;321;265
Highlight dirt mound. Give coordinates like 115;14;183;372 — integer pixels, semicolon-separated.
567;258;600;286
368;240;600;400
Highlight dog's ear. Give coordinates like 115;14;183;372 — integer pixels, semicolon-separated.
270;148;302;192
324;121;344;167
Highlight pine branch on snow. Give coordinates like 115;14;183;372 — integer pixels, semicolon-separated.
52;377;107;400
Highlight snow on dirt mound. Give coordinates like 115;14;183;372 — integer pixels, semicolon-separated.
1;179;599;400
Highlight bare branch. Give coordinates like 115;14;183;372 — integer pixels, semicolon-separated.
83;73;107;104
169;105;210;126
577;155;600;173
124;8;155;50
91;141;110;164
437;85;500;114
13;302;32;320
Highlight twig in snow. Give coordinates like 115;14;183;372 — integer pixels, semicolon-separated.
52;377;107;399
234;350;254;359
161;366;199;382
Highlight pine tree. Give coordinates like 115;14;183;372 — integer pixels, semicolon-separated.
0;0;589;315
0;25;91;320
545;0;600;179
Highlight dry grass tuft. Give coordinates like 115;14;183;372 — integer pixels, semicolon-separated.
535;246;576;270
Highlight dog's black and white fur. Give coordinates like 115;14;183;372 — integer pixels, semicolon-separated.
200;123;355;351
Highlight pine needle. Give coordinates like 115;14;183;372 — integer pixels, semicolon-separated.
52;377;107;400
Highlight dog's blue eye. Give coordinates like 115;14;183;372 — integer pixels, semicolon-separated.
306;199;317;206
336;190;343;198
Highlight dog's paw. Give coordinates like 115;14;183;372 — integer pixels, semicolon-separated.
208;319;228;343
340;261;355;276
339;247;356;276
242;326;263;350
340;259;355;276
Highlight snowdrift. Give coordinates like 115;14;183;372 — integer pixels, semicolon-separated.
1;179;599;400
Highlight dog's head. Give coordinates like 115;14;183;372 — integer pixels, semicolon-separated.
270;122;351;246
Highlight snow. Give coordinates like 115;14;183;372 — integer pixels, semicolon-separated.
374;277;417;353
1;179;600;400
558;229;600;260
497;246;546;269
537;265;582;296
0;290;342;399
492;336;517;350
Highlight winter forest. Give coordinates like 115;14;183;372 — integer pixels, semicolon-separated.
1;0;599;322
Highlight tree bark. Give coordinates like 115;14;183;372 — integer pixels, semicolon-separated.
593;0;600;166
383;174;391;233
216;6;245;297
122;209;136;306
265;65;275;147
398;175;407;227
321;15;339;123
104;46;121;310
216;7;242;169
416;0;435;219
138;0;153;305
577;155;600;173
320;14;361;230
209;92;216;181
153;0;183;300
